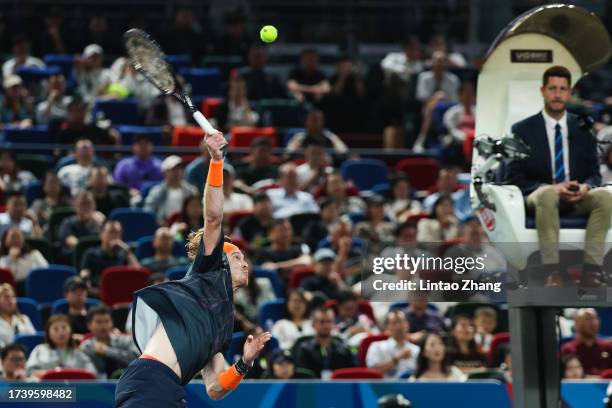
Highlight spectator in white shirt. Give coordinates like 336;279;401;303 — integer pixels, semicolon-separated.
0;284;36;347
74;44;113;104
296;140;332;192
0;191;39;238
473;307;498;354
366;310;420;378
2;36;45;79
286;110;347;154
380;37;424;84
271;289;314;350
267;162;319;218
442;81;476;147
35;74;72;125
0;226;48;284
222;162;253;214
58;139;96;195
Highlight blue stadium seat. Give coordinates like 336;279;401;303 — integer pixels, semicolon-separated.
597;308;612;337
135;235;187;260
43;54;75;80
525;216;588;229
14;332;45;358
139;181;161;204
224;331;245;364
254;268;285;298
178;68;223;97
166;55;192;72
3;125;50;144
25;181;70;206
256;99;307;127
389;301;408;311
15;66;61;85
431;101;457;135
258;299;286;329
116;125;164;145
16;298;43;331
92;99;141;125
317;237;366;252
25;265;76;305
108;208;158;243
340;159;389;192
50;298;100;316
166;266;189;280
284;127;304;146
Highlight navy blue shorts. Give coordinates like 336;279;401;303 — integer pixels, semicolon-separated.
115;358;186;408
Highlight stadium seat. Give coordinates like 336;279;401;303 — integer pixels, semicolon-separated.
25;265;76;305
25;237;54;263
487;332;510;368
597;308;612;337
16;298;43;331
92;99;141;126
14;332;44;357
254;267;285;298
166;54;192;72
72;236;101;268
525;216;588;229
229;127;277;148
171;126;205;147
289;266;315;289
431;101;457;135
201;55;243;78
51;299;100;316
288;212;320;233
108;208;158;243
39;368;97;380
112;303;132;332
340;159;389;192
4;125;51;145
0;268;15;290
99;266;151;307
15;66;61;85
600;369;612;379
395;157;441;191
201;97;224;118
224;331;245;364
255;99;307;127
330;367;384;379
358;334;389;367
116;125;164;145
258;298;286;329
16;154;53;180
178;67;223;97
43;54;75;80
135;236;187;260
325;299;377;325
283;127;305;146
46;207;76;242
139;181;160;203
166;266;189;280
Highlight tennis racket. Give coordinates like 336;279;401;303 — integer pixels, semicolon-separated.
123;28;226;156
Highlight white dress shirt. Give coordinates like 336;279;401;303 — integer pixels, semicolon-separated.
542;110;570;182
266;188;319;218
365;337;420;378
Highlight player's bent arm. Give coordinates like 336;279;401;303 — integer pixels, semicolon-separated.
202;353;230;401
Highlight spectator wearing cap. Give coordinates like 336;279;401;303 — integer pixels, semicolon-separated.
222;162;253;214
296;140;332;192
2;36;45;79
54;97;118;147
266;163;319;219
80;305;138;378
234;193;274;247
355;195;395;254
293;306;354;378
184;138;210;190
262;350;299;379
286;110;347;154
271;289;314;350
0;226;48;286
385;175;422;223
57;139;99;195
0;283;36;347
254;218;312;280
215;76;259;132
74;44;113;104
0;74;33;126
87;166;129;216
302;197;339;251
335;290;378;347
0;190;40;238
401;291;447;344
63;276;89;336
234;137;278;190
238;45;286;101
322;171;366;215
366;310;420;378
1;343;29;381
140;227;189;275
58;191;104;260
561;308;612;377
80;220;140;297
286;48;331;105
113;134;164;196
144;155;198;224
300;248;347;301
35;74;71;125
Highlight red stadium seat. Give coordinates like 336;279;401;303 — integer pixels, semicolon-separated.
600;369;612;379
289;266;315;289
229;127;277;148
488;332;510;368
358;334;389;367
330;367;384;379
325;299;377;326
405;211;430;224
0;268;16;290
39;368;97;380
99;266;151;307
201;97;224;119
172;126;205;147
227;210;253;233
396;157;440;191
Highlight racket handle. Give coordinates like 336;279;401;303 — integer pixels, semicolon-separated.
192;111;216;135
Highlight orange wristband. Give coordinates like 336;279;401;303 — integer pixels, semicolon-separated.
207;160;224;187
218;364;244;390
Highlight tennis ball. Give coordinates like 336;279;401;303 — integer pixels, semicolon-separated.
106;83;130;98
260;25;278;43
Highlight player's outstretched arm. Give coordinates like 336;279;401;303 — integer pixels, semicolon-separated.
202;131;226;255
202;332;272;400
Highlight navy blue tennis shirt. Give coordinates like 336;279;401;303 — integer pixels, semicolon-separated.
131;232;234;385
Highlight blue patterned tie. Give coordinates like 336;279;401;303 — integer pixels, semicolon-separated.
554;123;566;183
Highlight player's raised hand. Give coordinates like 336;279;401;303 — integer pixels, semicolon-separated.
242;331;272;365
205;130;227;161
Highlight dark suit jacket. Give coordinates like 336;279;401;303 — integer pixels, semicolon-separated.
506;112;601;196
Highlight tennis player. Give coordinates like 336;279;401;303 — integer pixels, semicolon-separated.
115;130;272;407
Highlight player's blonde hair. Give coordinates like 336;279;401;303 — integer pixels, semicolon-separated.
186;228;204;260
